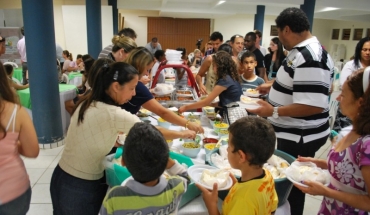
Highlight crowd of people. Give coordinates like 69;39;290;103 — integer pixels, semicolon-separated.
0;6;370;215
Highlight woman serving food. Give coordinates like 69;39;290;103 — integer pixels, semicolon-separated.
179;51;242;115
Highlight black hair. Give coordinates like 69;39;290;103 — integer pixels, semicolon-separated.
73;60;139;124
271;37;285;69
4;64;14;76
217;44;232;55
210;31;223;42
240;51;256;62
118;28;137;39
123;122;169;183
176;47;187;59
154;50;165;60
254;30;262;38
151;37;158;42
76;54;82;59
82;55;95;80
245;32;256;42
213;51;240;82
354;37;370;68
20;26;24;36
82;54;92;62
230;34;243;43
275;7;310;33
229;117;276;167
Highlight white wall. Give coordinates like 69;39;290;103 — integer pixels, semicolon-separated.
327;20;369;60
62;5;113;57
118;10;160;47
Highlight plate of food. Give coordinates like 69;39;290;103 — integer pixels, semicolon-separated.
285;161;330;187
244;88;261;97
237;95;261;109
188;164;233;190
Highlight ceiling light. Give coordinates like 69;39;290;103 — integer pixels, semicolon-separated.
319;7;339;12
217;1;225;6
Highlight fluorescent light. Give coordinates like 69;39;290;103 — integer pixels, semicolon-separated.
217;1;225;6
319;7;339;12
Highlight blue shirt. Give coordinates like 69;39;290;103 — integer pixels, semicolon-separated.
217;75;242;107
240;75;265;92
120;82;154;114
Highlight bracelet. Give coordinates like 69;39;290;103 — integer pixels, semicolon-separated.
185;120;190;129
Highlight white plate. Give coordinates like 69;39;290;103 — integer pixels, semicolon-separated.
237;101;260;110
287;176;330;187
244;91;261;97
188;165;233;190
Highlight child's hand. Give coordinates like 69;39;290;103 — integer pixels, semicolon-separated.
195;183;219;213
296;155;314;163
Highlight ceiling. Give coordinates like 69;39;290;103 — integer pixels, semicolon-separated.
117;0;370;22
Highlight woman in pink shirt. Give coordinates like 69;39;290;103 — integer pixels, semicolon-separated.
0;62;39;215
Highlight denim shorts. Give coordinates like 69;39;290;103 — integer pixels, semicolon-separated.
50;165;108;215
0;186;32;215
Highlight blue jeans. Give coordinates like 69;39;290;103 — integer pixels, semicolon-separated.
0;186;31;215
50;165;108;215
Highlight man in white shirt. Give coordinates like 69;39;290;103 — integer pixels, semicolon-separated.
17;26;28;84
145;37;162;55
254;30;267;56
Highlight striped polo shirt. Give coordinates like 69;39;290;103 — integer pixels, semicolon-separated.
268;36;334;144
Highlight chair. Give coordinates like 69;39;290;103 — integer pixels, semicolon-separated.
328;94;339;130
3;62;18;68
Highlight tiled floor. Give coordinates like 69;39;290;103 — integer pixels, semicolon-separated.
25;139;332;215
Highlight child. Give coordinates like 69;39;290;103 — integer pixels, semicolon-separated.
240;51;265;92
191;49;202;68
151;50;166;86
4;64;29;90
100;122;189;215
197;117;278;215
179;51;242;116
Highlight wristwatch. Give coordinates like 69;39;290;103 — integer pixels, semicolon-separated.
272;107;279;119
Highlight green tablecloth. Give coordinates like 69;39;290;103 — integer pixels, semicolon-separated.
13;68;23;82
68;72;83;79
17;84;78;109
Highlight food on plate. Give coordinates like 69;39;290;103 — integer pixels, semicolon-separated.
182;142;200;149
246;88;258;94
200;169;229;188
285;161;330;185
218;129;229;135
240;96;257;104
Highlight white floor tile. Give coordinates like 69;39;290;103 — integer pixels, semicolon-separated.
27;203;53;215
24;155;57;169
38;146;64;156
30;184;52;203
48;156;61;169
26;168;47;187
303;196;322;215
37;169;55;184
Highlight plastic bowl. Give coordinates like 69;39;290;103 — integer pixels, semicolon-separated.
213;123;229;133
181;141;201;158
166;140;173;148
217;129;229;138
157;118;171;129
204;143;218;154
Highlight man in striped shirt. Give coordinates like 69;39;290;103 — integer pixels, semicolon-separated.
248;7;334;215
98;28;137;59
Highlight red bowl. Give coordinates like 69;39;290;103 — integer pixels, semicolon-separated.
203;138;218;144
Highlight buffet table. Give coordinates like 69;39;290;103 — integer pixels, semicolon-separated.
148;112;291;215
68;72;83;86
17;84;77;134
12;67;23;82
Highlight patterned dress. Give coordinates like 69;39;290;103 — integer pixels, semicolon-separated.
318;135;370;215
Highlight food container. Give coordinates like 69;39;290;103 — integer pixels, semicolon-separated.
204;143;219;154
181;141;201;158
166;140;173;148
217;129;229;138
104;151;201;208
157;118;171;129
213;122;229;133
